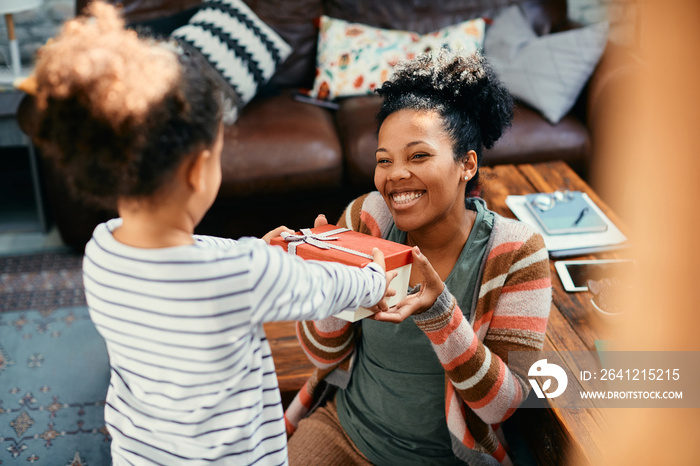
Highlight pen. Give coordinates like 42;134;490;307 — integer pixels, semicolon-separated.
572;207;589;226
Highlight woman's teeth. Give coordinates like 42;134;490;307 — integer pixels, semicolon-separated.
392;191;424;204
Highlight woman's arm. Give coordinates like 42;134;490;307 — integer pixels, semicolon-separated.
295;318;356;370
382;233;551;424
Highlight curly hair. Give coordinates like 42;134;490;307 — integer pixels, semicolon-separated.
376;50;513;195
31;1;223;209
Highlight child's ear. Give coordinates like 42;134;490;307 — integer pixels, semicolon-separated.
187;149;211;193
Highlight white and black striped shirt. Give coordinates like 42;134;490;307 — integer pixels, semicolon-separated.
83;219;384;465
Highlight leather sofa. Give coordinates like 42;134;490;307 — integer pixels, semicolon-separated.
22;0;630;252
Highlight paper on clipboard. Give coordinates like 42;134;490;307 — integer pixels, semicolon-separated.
506;195;627;256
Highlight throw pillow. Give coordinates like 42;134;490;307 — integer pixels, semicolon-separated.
171;0;292;124
309;16;485;101
484;5;608;124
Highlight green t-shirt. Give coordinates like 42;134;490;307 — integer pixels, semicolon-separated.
336;198;494;465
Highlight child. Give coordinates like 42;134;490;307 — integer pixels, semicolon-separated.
24;3;390;464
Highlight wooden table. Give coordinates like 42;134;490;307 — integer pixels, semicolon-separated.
482;161;629;465
264;161;626;465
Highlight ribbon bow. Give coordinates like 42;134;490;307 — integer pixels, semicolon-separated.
281;227;373;260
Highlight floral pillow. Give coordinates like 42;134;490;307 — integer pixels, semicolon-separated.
308;16;485;101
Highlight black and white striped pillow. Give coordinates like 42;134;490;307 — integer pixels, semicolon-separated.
171;0;291;124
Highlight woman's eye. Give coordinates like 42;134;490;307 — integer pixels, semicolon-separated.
412;153;429;160
376;158;390;164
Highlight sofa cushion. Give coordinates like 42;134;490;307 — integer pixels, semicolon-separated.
308;15;484;100
484;105;590;169
335;95;382;191
171;0;292;123
218;90;343;197
323;0;568;37
336;97;590;189
484;5;608;124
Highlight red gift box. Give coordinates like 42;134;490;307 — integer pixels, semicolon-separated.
270;224;413;321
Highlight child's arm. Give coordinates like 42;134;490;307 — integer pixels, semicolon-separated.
248;241;388;325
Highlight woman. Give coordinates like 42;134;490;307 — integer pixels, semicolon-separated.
285;51;551;465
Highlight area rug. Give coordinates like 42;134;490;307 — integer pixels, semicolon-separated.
0;252;111;465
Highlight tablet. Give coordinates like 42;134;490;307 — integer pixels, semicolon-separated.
524;191;608;235
554;259;636;292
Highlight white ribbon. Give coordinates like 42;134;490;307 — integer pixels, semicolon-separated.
281;227;373;260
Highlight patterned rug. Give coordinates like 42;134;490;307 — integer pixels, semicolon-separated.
0;252;111;465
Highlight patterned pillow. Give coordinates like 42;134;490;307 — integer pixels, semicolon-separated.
484;5;608;124
171;0;292;123
308;16;485;101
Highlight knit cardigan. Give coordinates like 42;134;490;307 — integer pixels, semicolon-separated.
284;192;552;465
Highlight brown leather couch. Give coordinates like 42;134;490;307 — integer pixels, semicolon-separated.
23;0;630;252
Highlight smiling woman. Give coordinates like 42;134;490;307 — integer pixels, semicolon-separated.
286;51;553;466
374;109;478;282
374;109;476;253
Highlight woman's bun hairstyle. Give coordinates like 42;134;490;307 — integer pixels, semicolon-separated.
376;49;513;194
31;1;222;209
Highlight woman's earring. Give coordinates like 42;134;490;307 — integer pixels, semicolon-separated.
463;175;469;181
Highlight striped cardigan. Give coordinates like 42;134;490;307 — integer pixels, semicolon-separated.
284;192;551;465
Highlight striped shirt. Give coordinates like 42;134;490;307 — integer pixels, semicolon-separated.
83;218;385;465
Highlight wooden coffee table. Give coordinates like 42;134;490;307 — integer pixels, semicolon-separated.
481;161;628;465
264;161;624;465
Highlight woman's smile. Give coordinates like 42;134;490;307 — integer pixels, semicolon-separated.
390;190;425;207
375;109;473;233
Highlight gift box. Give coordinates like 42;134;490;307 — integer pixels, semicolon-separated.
270;224;413;321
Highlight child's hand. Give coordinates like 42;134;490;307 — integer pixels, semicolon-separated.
262;225;294;244
366;248;398;314
264;214;326;245
370;247;444;323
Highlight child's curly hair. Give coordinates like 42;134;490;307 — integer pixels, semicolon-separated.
376;50;513;195
31;1;223;209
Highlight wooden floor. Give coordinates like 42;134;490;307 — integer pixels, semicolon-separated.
263;320;311;409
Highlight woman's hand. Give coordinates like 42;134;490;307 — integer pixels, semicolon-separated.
261;225;294;244
371;246;444;323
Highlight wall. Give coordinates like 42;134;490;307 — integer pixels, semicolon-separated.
0;0;74;68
